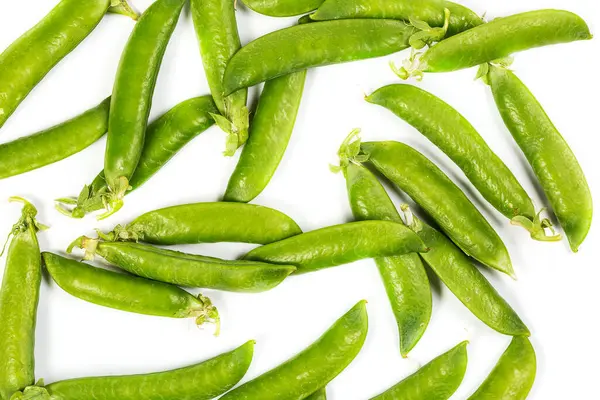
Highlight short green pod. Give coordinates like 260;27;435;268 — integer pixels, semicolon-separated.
220;301;368;400
244;220;427;273
242;0;324;17
305;388;327;400
55;96;218;219
104;0;186;215
69;236;297;293
0;98;110;180
0;199;46;400
485;65;592;252
191;0;249;155
105;202;302;245
42;252;219;327
11;341;255;400
468;336;536;400
224;70;307;203
222;20;416;94
370;341;468;400
361;140;514;277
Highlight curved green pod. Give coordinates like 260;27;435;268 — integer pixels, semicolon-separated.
224;71;307;202
220;301;368;400
370;341;468;400
242;0;324;17
362;140;514;277
222;20;416;95
11;341;254;400
486;65;592;252
244;220;427;273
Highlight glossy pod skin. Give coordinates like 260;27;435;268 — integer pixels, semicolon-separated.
11;341;255;400
0;98;109;180
225;71;307;202
486;66;592;252
370;341;468;400
362;141;514;277
222;20;416;95
468;336;536;400
243;0;324;17
106;202;302;245
220;301;368;400
244;221;427;273
0;199;45;400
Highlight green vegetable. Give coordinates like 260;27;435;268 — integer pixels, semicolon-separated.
243;0;324;17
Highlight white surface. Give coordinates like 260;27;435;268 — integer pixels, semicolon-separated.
0;0;598;398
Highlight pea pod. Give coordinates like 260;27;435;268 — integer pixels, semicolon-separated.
242;0;323;17
55;96;217;219
484;65;592;252
0;199;46;400
11;341;254;400
104;0;186;218
220;301;368;400
224;71;307;202
191;0;249;155
222;20;416;95
42;252;219;328
68;236;296;293
305;388;327;400
370;341;468;400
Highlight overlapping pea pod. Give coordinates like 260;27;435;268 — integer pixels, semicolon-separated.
10;341;254;400
0;0;136;130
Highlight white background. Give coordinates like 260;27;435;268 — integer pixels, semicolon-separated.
0;0;598;398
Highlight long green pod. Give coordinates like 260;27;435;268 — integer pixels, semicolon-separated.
242;0;324;17
11;341;254;400
220;301;368;400
370;341;468;400
222;20;416;95
485;65;592;252
361;140;514;277
56;96;217;219
305;388;327;400
191;0;249;155
42;252;218;327
244;220;427;273
0;199;46;400
225;71;307;202
104;0;186;216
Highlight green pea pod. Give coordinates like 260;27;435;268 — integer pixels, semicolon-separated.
104;0;186;217
370;341;468;400
42;252;219;329
468;337;536;400
361;140;514;277
485;65;592;252
221;301;368;400
68;236;296;293
55;96;217;219
222;20;416;95
108;0;140;20
106;202;302;245
305;388;327;400
224;71;307;202
244;220;427;273
242;0;324;17
191;0;249;155
0;0;135;130
0;98;110;180
0;199;46;400
11;341;254;400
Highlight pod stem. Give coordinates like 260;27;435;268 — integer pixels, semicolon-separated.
67;236;100;261
108;0;139;20
511;209;562;242
193;294;221;336
54;182;108;219
330;129;370;173
1;198;48;257
97;176;130;220
210;105;250;157
9;381;51;400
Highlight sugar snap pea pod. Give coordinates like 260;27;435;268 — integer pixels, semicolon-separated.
68;236;296;293
305;388;327;400
468;337;536;400
0;199;46;400
104;0;186;218
0;98;109;180
361;140;514;278
485;65;592;252
244;220;427;273
221;301;368;400
224;71;307;202
370;341;468;400
242;0;324;17
222;20;417;95
11;341;254;400
109;0;140;20
42;252;219;328
191;0;249;155
55;96;217;219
